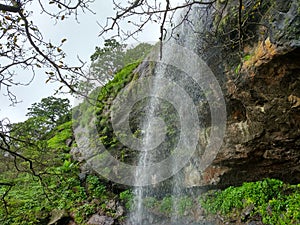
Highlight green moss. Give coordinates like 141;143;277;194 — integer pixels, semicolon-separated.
94;62;140;161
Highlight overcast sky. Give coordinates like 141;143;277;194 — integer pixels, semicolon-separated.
0;1;183;123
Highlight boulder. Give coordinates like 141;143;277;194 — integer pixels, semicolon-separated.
87;214;114;225
48;209;70;225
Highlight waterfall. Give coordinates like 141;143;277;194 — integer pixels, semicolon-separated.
130;68;165;224
72;3;226;225
126;4;226;224
73;3;226;225
72;3;226;224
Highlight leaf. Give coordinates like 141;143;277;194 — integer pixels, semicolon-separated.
61;15;65;20
45;77;51;83
57;48;62;53
61;38;67;43
5;16;12;20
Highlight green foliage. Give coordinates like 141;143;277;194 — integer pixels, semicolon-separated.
90;39;127;83
0;151;114;225
243;54;252;61
95;62;139;150
0;164;85;225
10;97;71;142
76;62;140;131
143;196;158;209
119;190;134;210
123;42;153;65
200;178;300;224
86;175;107;199
159;196;173;214
6;120;73;178
258;186;300;225
234;63;242;75
90;39;124;61
79;39;152;92
26;96;71;126
177;196;194;216
74;203;97;223
141;195;195;217
10;116;51;141
47;121;73;151
0;97;97;225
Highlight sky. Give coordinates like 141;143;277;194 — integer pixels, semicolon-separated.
0;0;182;123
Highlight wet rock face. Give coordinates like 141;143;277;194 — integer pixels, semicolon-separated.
215;47;300;187
195;0;300;187
125;0;300;188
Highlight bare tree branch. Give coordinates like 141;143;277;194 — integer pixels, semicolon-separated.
238;0;243;52
0;0;96;104
0;1;21;13
18;10;76;93
159;0;170;58
99;0;217;40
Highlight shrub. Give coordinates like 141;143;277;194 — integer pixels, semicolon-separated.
200;178;300;224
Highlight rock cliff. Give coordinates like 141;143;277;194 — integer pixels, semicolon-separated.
185;0;300;188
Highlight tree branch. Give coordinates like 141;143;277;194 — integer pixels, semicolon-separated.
159;0;170;59
0;2;21;13
100;0;217;40
238;0;243;52
18;10;76;93
0;183;14;217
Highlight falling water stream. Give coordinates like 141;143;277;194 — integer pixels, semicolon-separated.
127;4;221;225
131;78;164;224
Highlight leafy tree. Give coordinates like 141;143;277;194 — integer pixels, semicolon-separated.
0;97;71;177
9;116;50;141
8;96;71;142
89;39;127;85
80;40;153;93
90;38;126;62
26;96;71;125
123;42;153;65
